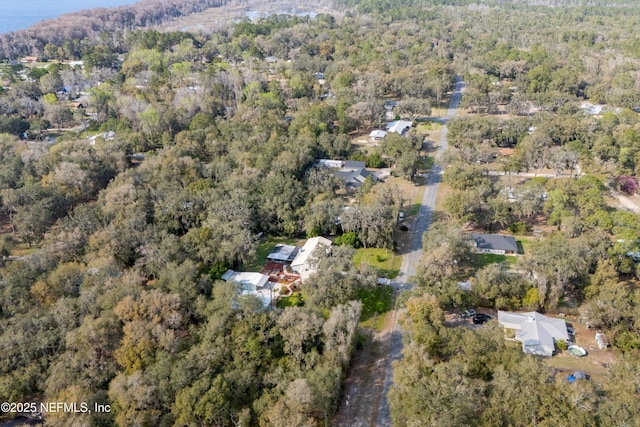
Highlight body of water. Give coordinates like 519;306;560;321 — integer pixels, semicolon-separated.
0;0;141;35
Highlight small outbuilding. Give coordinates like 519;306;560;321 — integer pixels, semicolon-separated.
595;332;610;349
369;129;387;143
221;270;273;307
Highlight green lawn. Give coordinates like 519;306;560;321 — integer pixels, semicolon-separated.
358;285;393;331
277;292;304;308
243;236;302;272
470;253;519;269
517;237;534;254
353;248;401;279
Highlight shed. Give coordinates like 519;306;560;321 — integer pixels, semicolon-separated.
369;129;387;142
595;332;610;349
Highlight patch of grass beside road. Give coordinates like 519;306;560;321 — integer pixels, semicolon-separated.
358;285;393;331
354;248;401;279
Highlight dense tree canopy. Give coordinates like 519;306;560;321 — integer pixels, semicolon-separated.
1;0;640;425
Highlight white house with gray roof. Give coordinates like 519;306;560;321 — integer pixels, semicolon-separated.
469;233;519;255
498;311;569;357
221;270;272;307
291;236;332;281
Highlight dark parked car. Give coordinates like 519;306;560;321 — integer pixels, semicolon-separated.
473;313;492;324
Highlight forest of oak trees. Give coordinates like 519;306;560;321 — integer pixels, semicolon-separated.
0;0;639;425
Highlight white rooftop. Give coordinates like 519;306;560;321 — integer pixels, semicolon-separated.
291;236;332;273
221;270;269;289
386;120;413;135
498;311;568;357
240;288;273;307
222;270;272;307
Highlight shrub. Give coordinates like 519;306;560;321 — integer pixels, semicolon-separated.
618;175;638;195
334;231;361;248
366;152;386;168
508;222;529;235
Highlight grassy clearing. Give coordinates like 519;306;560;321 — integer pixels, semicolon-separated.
416;122;443;132
353;248;401;279
435;182;451;213
358;285;393;331
470;253;519;269
277;292;304;308
545;353;609;384
243;236;302;272
517;237;535;254
385;175;426;218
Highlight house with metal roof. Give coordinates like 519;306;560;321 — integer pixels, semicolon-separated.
369;129;387;143
498;311;569;357
386;120;413;135
469;233;519;255
333;168;378;191
221;270;273;307
266;244;300;263
315;159;378;191
291;236;332;281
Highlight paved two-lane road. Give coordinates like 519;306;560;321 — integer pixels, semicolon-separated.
376;77;465;426
394;76;465;286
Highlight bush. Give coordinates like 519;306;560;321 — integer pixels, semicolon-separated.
376;253;389;263
508;222;529;235
334;231;361;248
618;175;638;195
366;152;386;168
522;287;540;310
556;339;568;351
306;225;322;238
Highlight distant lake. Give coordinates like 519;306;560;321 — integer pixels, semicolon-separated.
0;0;141;35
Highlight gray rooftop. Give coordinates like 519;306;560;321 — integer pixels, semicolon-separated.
334;168;378;188
266;244;300;262
470;233;519;253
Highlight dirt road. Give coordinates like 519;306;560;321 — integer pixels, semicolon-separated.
332;310;397;427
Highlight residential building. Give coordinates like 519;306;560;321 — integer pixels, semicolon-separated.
315;159;378;191
221;270;273;307
291;236;332;280
386;120;413;135
469;233;519;255
266;244;300;263
498;311;569;357
369;129;387;143
333;168;378;191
